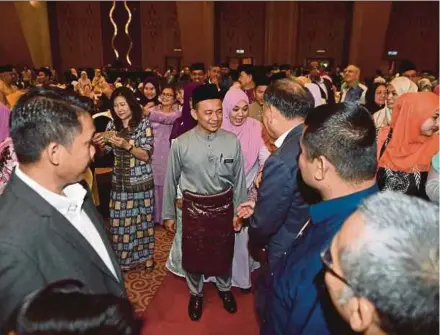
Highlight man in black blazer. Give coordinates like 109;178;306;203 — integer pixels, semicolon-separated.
237;79;317;269
0;87;125;328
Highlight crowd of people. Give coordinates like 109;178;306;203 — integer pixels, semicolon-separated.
0;58;438;335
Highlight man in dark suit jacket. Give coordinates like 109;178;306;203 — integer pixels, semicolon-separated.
237;79;316;269
0;87;125;329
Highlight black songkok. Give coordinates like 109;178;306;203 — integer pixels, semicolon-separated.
190;62;206;73
192;84;221;109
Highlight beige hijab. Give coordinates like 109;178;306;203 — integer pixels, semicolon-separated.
374;76;418;128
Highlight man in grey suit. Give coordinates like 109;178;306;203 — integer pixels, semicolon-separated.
0;87;125;329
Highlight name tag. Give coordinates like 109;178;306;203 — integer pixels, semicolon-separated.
224;159;234;164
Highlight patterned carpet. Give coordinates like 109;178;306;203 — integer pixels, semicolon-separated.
123;225;174;313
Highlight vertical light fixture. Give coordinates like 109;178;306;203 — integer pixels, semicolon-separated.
123;1;132;66
109;0;119;60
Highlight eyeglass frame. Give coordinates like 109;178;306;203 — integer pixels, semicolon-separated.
320;244;351;288
161;92;175;99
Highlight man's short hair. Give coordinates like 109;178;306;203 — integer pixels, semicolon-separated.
255;76;270;87
238;64;254;76
270;72;286;83
340;191;439;335
398;60;417;74
302;102;376;183
15;279;142;334
190;62;205;73
263;79;314;120
279;64;291;71
38;67;52;78
10;86;88;164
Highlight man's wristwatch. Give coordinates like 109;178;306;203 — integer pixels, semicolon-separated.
127;144;134;152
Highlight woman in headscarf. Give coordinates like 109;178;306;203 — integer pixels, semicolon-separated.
365;82;387;114
377;92;439;199
207;87;266;291
136;76;160;113
0;102;10;143
418;77;433;92
221;87;266;190
374;76;418;128
76;71;92;95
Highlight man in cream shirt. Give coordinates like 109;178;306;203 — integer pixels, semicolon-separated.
0;87;125;330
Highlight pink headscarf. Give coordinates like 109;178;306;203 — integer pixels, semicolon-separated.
222;88;264;174
0;103;10;143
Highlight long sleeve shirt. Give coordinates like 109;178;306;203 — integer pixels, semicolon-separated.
261;185;378;335
162;127;247;221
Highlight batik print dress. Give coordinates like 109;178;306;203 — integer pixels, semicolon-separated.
105;118;155;271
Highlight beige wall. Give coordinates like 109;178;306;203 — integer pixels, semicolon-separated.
14;1;52;68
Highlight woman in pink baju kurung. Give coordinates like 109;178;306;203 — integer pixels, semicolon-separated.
147;86;181;224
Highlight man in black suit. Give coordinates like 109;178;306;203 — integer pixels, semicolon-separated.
0;87;125;329
237;79;316;269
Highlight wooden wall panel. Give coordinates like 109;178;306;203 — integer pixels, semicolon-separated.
264;1;299;66
56;2;103;69
349;2;392;79
385;1;439;72
296;2;351;67
176;2;214;70
216;1;266;65
141;2;181;71
0;2;33;67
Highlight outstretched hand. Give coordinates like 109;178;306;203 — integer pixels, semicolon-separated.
233;216;242;232
236;200;256;219
163;219;176;234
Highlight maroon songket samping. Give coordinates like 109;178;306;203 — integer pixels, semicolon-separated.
181;187;235;277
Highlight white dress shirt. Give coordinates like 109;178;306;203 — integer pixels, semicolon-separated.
274;124;301;148
15;167;119;281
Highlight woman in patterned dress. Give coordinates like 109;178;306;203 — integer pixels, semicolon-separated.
93;87;155;271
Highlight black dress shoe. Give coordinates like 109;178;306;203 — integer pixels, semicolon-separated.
188;295;203;321
240;288;252;294
218;291;237;314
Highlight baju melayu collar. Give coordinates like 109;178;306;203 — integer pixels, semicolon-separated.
261;184;378;335
194;125;218;142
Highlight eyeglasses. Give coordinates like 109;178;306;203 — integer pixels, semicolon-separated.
320;245;351;287
161;93;175;98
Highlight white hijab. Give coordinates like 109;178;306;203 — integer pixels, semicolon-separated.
374;77;418;128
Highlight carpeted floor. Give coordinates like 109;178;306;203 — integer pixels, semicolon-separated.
124;225;174;313
123;226;259;335
98;174;259;334
142;275;260;335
